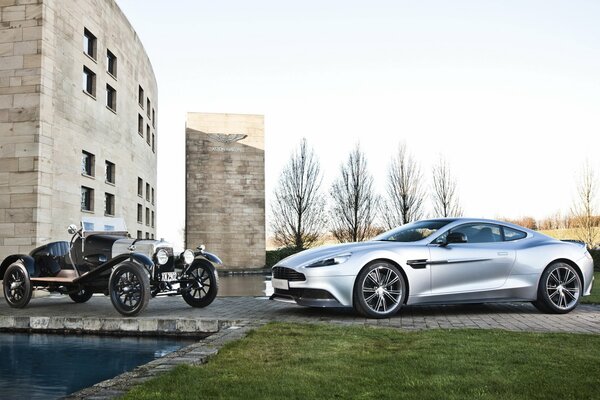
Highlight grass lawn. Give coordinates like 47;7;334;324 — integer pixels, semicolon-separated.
582;271;600;304
125;323;600;400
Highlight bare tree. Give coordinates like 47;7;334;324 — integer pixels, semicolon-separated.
330;144;379;242
431;157;463;217
270;138;327;250
571;162;599;248
382;142;426;229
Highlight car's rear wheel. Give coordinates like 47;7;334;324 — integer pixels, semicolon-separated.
353;261;405;319
69;288;93;303
3;263;33;309
533;262;581;314
109;262;150;316
182;261;219;308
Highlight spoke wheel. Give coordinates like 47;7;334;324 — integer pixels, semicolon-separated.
182;261;219;308
353;262;405;319
533;262;581;314
109;262;150;316
69;288;93;303
3;263;33;309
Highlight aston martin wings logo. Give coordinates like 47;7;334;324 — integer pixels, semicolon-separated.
206;133;248;144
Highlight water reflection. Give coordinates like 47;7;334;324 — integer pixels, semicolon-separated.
0;333;192;399
217;274;273;297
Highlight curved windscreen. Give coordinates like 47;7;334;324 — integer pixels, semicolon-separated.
374;220;454;242
81;217;127;234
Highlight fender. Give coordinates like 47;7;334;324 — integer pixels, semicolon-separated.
198;251;222;265
76;252;154;283
0;255;37;278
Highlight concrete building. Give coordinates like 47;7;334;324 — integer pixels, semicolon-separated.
0;0;157;261
186;113;265;269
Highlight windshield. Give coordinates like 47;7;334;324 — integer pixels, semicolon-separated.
374;220;454;242
81;217;127;234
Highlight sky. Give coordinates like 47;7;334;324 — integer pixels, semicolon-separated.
116;0;600;245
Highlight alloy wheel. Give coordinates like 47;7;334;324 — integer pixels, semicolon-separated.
545;265;580;310
361;265;403;314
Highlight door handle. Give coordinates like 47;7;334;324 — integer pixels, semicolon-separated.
497;252;508;256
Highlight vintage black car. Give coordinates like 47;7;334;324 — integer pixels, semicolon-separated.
1;217;220;316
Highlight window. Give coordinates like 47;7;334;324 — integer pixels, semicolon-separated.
83;28;96;59
138;114;143;136
152;108;155;128
137;177;143;197
81;186;94;211
137;204;143;223
145;183;150;201
151;211;155;228
105;161;115;184
145;232;150;239
151;188;155;205
106;84;116;111
503;227;527;241
105;193;115;216
82;66;96;96
145;207;150;226
81;150;94;176
151;133;155;153
449;224;503;244
138;85;144;107
146;99;151;117
146;124;151;144
151;234;154;239
107;49;117;77
137;230;142;239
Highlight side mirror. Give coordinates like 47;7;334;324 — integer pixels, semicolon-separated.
446;232;467;245
67;224;78;235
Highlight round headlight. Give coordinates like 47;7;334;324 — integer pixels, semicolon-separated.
182;249;194;265
156;249;169;265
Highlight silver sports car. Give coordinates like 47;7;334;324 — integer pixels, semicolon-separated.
270;218;595;318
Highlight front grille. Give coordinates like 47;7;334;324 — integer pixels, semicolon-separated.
274;288;334;300
272;267;306;281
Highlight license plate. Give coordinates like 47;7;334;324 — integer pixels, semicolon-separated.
271;278;289;290
161;272;178;282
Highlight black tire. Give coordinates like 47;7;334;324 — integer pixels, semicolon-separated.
109;262;150;316
3;263;33;309
353;261;406;319
533;262;581;314
69;288;93;303
182;261;219;308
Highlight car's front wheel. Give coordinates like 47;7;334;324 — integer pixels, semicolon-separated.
353;261;405;319
182;261;219;308
109;262;150;316
533;262;581;314
3;263;33;309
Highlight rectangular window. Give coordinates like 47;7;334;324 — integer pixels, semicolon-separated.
82;66;96;97
145;232;150;239
81;186;94;211
105;161;115;184
152;133;155;153
137;177;143;197
138;114;143;136
137;204;143;223
145;207;150;226
146;124;151;144
81;150;94;176
104;193;115;216
152;108;156;128
106;84;116;111
147;99;151;117
138;85;144;108
151;188;155;205
83;28;96;59
145;183;150;201
107;49;117;77
151;210;155;228
151;234;154;239
137;230;142;239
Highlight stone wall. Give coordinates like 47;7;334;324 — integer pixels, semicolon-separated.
186;113;265;269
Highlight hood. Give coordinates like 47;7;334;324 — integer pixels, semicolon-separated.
275;240;413;268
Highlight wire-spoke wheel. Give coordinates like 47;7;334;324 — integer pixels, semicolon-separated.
109;262;150;316
69;287;93;303
3;263;32;309
533;262;581;314
353;261;405;319
182;261;218;308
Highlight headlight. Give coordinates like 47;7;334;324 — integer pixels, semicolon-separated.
156;249;169;265
182;249;194;265
306;253;352;268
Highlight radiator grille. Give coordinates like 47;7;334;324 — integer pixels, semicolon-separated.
272;267;306;281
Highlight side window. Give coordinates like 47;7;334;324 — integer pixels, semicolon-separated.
503;227;527;241
450;223;503;243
